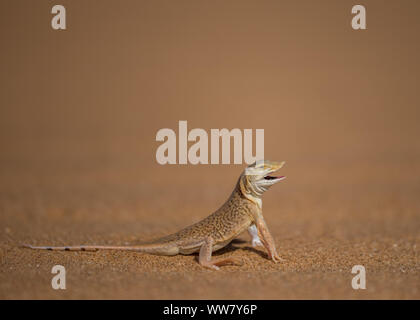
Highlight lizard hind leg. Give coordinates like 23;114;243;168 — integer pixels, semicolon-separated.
198;236;242;270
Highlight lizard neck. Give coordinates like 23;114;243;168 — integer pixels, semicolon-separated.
237;177;263;210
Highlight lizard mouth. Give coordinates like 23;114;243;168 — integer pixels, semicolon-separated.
264;175;285;181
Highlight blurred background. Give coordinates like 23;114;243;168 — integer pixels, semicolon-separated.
0;0;419;299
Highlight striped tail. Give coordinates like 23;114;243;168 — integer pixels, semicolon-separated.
21;243;179;255
22;244;158;252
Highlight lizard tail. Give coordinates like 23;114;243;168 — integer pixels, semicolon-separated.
21;243;179;255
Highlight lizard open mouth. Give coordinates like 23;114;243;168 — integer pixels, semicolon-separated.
264;175;285;180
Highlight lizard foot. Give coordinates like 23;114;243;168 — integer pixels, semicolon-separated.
270;252;285;263
201;257;243;270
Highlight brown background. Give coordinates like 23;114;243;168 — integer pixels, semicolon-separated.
0;0;419;299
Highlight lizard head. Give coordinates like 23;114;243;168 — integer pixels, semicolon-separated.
239;160;286;199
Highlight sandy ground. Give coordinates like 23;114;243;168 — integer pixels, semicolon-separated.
0;157;419;299
0;1;419;299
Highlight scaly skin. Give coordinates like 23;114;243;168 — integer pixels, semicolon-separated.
23;160;286;270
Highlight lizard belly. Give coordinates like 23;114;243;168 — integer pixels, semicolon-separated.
178;216;252;255
212;239;233;252
179;246;200;255
178;239;232;255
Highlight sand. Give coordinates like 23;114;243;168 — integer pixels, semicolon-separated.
1;158;419;299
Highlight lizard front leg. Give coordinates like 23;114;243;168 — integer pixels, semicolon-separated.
247;224;263;247
255;217;283;263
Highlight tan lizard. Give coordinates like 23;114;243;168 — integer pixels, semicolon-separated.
23;160;286;270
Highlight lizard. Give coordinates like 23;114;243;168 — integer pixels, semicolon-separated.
23;160;286;270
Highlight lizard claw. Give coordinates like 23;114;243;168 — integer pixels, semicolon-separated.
270;252;285;263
